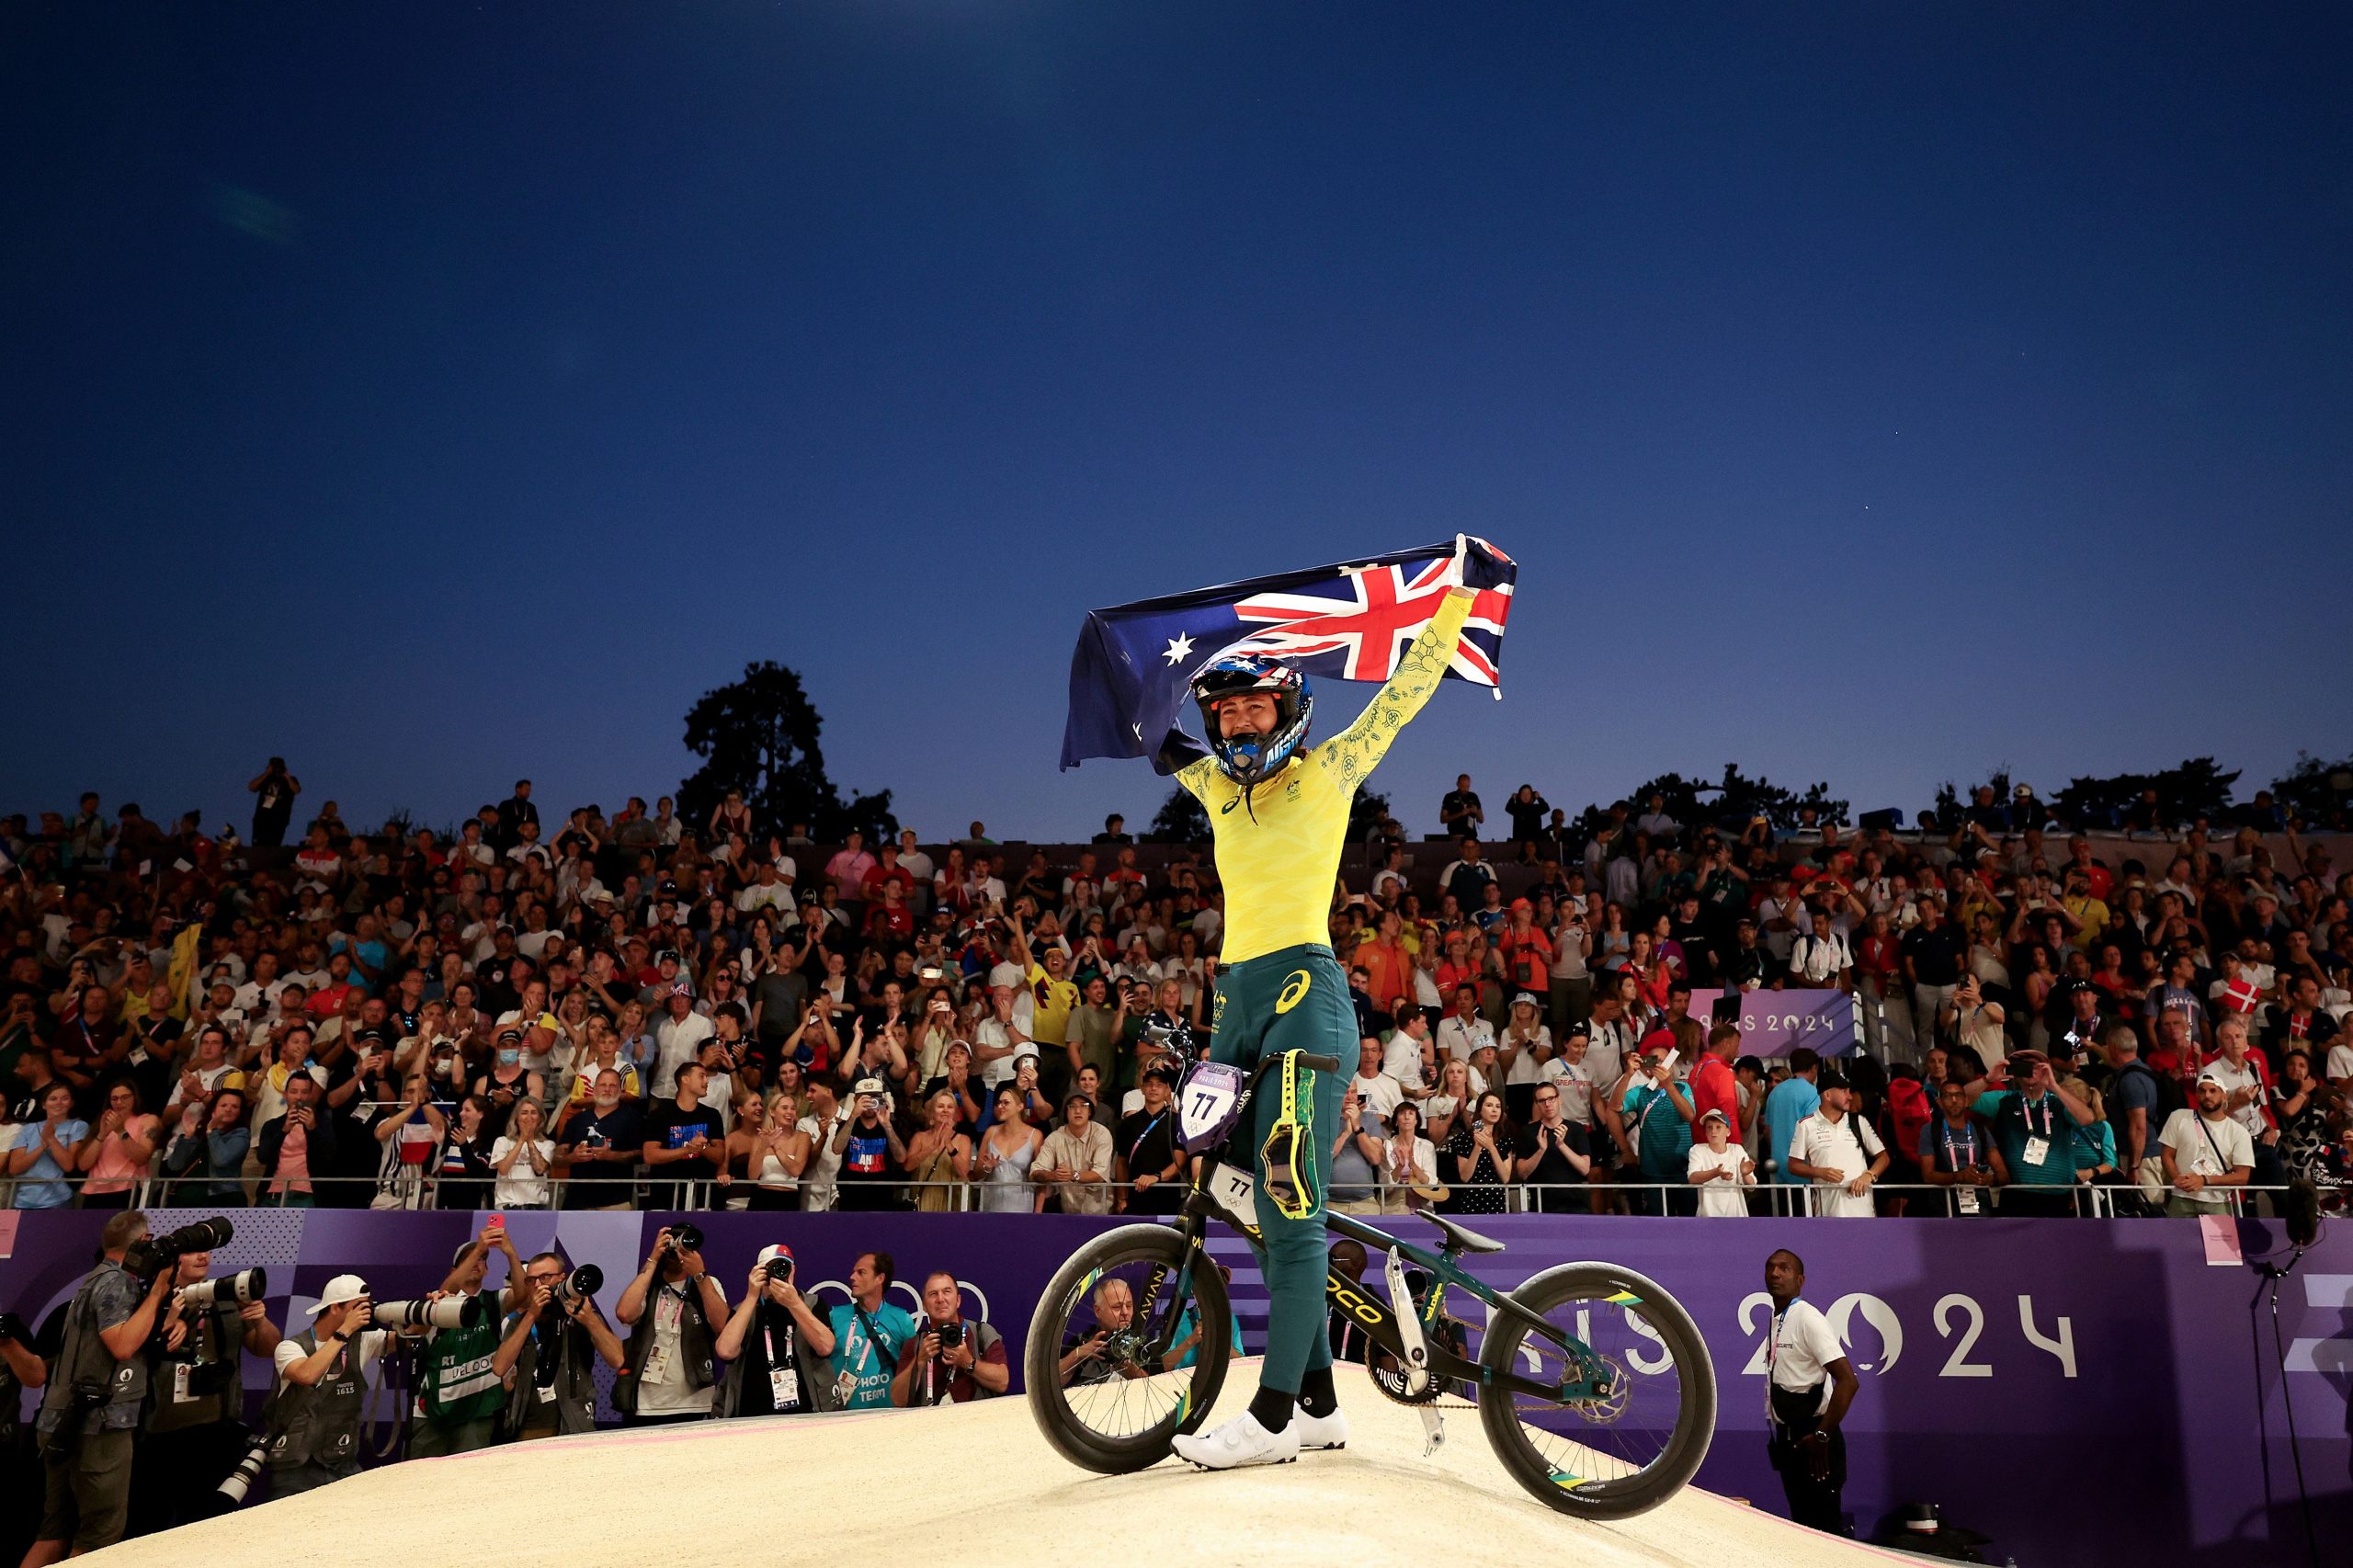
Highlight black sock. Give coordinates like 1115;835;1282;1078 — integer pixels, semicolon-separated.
1249;1387;1295;1432
1297;1366;1337;1419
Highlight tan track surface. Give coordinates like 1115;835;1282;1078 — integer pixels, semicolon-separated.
95;1361;1908;1566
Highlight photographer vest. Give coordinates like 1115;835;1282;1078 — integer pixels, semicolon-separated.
266;1331;365;1476
714;1303;836;1418
147;1301;246;1435
37;1261;148;1437
500;1316;598;1436
417;1303;503;1424
614;1278;715;1416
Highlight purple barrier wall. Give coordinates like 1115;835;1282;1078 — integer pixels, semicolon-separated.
3;1209;2346;1564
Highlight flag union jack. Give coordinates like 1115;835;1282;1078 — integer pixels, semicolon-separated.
1232;557;1514;685
1061;539;1519;775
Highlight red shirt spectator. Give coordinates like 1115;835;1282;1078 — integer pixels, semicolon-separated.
1687;1028;1742;1142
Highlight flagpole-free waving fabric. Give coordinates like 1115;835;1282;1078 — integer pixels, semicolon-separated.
1060;539;1516;776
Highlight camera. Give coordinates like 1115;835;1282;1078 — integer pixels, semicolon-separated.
936;1318;962;1350
550;1264;602;1312
371;1295;484;1332
664;1222;705;1256
217;1435;272;1506
179;1267;267;1310
125;1216;234;1279
760;1256;793;1288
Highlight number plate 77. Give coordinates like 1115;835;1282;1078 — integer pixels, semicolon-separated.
1178;1062;1246;1152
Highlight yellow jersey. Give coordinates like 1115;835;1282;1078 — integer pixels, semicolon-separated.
1179;589;1474;965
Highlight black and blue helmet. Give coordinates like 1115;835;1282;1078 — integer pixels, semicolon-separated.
1189;653;1313;788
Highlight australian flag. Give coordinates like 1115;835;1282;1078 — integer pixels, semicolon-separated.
1061;538;1517;775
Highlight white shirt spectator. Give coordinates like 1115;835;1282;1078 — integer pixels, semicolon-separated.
489;1135;555;1208
1788;1109;1883;1218
735;881;796;917
1540;1056;1593;1125
1688;1141;1752;1217
652;1009;715;1097
1380;1031;1428;1092
1350;1070;1404;1123
1498;1025;1553;1086
1789;929;1853;986
2326;1042;2353;1085
1378;1135;1438;1203
1437;1013;1496;1064
2200;1055;2268;1141
2160;1107;2255;1209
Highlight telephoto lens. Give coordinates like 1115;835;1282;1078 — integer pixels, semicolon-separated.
180;1267;268;1310
216;1436;272;1506
668;1222;705;1256
551;1264;602;1312
372;1295;483;1332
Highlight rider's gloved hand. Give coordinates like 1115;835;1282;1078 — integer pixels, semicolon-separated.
1452;534;1514;594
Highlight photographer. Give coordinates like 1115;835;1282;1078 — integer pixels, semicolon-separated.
133;1243;281;1534
712;1244;835;1418
410;1221;524;1456
493;1252;625;1441
25;1210;175;1562
266;1276;394;1496
614;1224;728;1426
1;1306;49;1566
890;1270;1006;1406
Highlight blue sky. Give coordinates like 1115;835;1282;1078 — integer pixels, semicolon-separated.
5;3;2347;839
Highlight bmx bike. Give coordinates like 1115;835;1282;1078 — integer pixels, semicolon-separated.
1026;1050;1717;1519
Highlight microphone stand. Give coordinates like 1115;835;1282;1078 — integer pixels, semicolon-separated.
2247;1222;2320;1568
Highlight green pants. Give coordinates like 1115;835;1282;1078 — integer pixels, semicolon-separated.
1211;943;1348;1396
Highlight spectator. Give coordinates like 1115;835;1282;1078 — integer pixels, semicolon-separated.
2160;1072;2256;1216
1117;1063;1187;1215
1623;1050;1697;1215
1687;1023;1743;1141
493;1250;627;1440
246;757;301;846
892;1269;1007;1406
1377;1099;1442;1213
904;1089;974;1212
490;1097;556;1209
832;1074;911;1211
1687;1108;1754;1216
642;1061;727;1208
7;1081;87;1210
256;1071;335;1208
159;1086;252;1206
1761;1049;1824;1190
1514;1081;1592;1211
557;1069;644;1210
614;1225;728;1426
733;1089;811;1210
1444;1089;1514;1216
814;1250;915;1411
1785;1069;1887;1218
713;1245;834;1417
1494;991;1553;1125
1439;774;1483;837
975;1085;1044;1211
1968;1050;2098;1217
432;1095;499;1211
1919;1075;2006;1215
1326;1080;1387;1217
1902;899;1963;1054
1034;1090;1115;1215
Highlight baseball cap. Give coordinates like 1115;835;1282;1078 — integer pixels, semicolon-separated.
307;1275;369;1315
2195;1069;2230;1089
1698;1108;1730;1126
852;1076;887;1098
495;1026;524;1044
1816;1068;1851;1093
756;1243;794;1268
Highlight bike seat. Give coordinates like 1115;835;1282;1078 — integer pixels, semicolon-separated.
1419;1210;1506;1255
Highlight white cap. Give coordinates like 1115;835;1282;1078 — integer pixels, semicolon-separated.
307;1274;369;1315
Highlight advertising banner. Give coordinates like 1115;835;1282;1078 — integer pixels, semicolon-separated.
1687;988;1859;1056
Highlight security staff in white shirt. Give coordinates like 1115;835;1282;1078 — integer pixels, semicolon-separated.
1784;1070;1887;1218
1762;1249;1859;1535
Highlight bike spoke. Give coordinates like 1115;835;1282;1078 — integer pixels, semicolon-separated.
1478;1292;1690;1496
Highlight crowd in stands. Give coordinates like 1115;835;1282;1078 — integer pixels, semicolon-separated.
4;765;2350;1224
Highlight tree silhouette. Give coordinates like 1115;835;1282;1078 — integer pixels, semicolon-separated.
678;661;895;841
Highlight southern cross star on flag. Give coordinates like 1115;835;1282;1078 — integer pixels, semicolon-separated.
1061;539;1517;775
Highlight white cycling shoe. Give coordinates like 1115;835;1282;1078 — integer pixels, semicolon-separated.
1294;1405;1349;1452
1172;1412;1300;1471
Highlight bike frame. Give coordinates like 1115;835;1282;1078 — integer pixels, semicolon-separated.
1142;1056;1612;1407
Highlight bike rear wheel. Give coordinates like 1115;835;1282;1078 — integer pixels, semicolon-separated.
1476;1263;1715;1520
1025;1223;1233;1473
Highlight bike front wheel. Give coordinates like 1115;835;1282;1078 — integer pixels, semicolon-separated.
1476;1262;1716;1520
1025;1223;1233;1473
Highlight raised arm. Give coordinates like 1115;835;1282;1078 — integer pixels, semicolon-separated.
1315;589;1476;792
